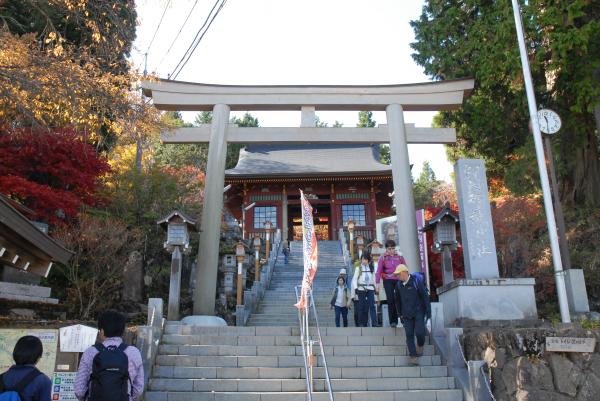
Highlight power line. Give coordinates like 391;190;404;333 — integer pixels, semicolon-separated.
169;0;227;80
169;0;222;79
157;0;201;69
172;0;227;79
144;0;172;74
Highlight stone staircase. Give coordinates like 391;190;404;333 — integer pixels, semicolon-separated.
145;240;463;401
147;324;462;401
248;240;348;327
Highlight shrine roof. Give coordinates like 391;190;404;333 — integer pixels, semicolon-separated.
225;144;392;178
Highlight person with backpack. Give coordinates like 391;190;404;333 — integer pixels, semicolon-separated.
0;335;51;401
74;310;144;401
376;240;406;327
330;275;351;327
351;254;378;327
393;264;431;366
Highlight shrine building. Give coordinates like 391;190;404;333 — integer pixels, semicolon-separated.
224;143;394;242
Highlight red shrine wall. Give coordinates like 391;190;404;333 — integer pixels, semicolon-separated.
225;179;394;241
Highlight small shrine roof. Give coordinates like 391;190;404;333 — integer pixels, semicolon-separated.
225;144;392;178
0;194;73;276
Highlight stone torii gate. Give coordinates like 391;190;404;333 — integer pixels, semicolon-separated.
142;78;474;315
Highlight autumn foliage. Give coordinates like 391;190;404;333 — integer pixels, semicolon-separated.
0;127;109;223
421;195;548;297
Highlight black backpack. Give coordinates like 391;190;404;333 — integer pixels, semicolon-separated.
87;343;130;401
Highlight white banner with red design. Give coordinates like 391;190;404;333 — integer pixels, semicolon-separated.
294;190;319;310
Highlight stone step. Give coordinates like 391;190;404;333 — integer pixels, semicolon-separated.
145;389;463;401
247;313;337;318
245;320;340;324
162;334;420;347
243;318;338;328
154;354;442;368
258;295;335;299
164;326;411;337
248;319;344;328
152;365;449;379
262;289;338;292
269;275;344;280
269;278;343;282
158;344;436;357
149;376;455;392
256;308;334;314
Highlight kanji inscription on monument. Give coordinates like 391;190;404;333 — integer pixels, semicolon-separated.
455;159;499;279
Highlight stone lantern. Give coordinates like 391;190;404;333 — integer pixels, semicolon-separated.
157;210;198;320
253;236;262;281
219;254;236;305
264;220;273;260
423;203;459;285
356;235;365;259
346;220;356;260
368;239;387;315
368;240;384;262
235;241;246;305
386;223;396;242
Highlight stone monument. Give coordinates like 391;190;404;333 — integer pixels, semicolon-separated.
437;159;538;325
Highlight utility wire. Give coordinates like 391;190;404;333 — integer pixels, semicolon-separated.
169;0;227;80
172;0;227;79
169;0;222;79
144;0;172;74
157;0;201;69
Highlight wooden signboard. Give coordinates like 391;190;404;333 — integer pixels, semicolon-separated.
546;337;596;353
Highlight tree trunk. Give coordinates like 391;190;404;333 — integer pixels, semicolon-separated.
135;137;143;171
595;105;600;139
561;128;600;207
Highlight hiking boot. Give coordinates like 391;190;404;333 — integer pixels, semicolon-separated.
409;356;419;366
416;345;423;356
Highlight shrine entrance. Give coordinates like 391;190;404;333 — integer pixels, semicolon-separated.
141;78;474;314
289;202;331;241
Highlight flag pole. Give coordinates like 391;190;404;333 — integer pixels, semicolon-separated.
510;0;570;322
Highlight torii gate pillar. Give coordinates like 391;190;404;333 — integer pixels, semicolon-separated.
387;103;421;271
194;104;230;315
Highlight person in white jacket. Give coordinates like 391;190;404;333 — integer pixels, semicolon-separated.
351;254;378;327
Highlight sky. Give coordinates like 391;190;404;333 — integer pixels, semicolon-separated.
130;0;454;182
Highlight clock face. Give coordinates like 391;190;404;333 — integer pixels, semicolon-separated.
537;109;562;134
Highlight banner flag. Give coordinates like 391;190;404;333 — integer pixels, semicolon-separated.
294;190;319;310
416;209;430;291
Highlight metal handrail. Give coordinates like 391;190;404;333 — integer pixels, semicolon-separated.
309;287;335;400
455;332;469;367
294;285;314;401
294;285;335;401
480;364;497;401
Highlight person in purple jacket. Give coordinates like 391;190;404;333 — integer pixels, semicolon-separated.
74;311;144;401
375;240;406;327
0;335;52;401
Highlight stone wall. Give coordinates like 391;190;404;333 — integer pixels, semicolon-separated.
462;323;600;401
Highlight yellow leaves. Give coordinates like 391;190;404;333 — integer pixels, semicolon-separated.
45;31;57;44
0;31;164;148
52;44;64;57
